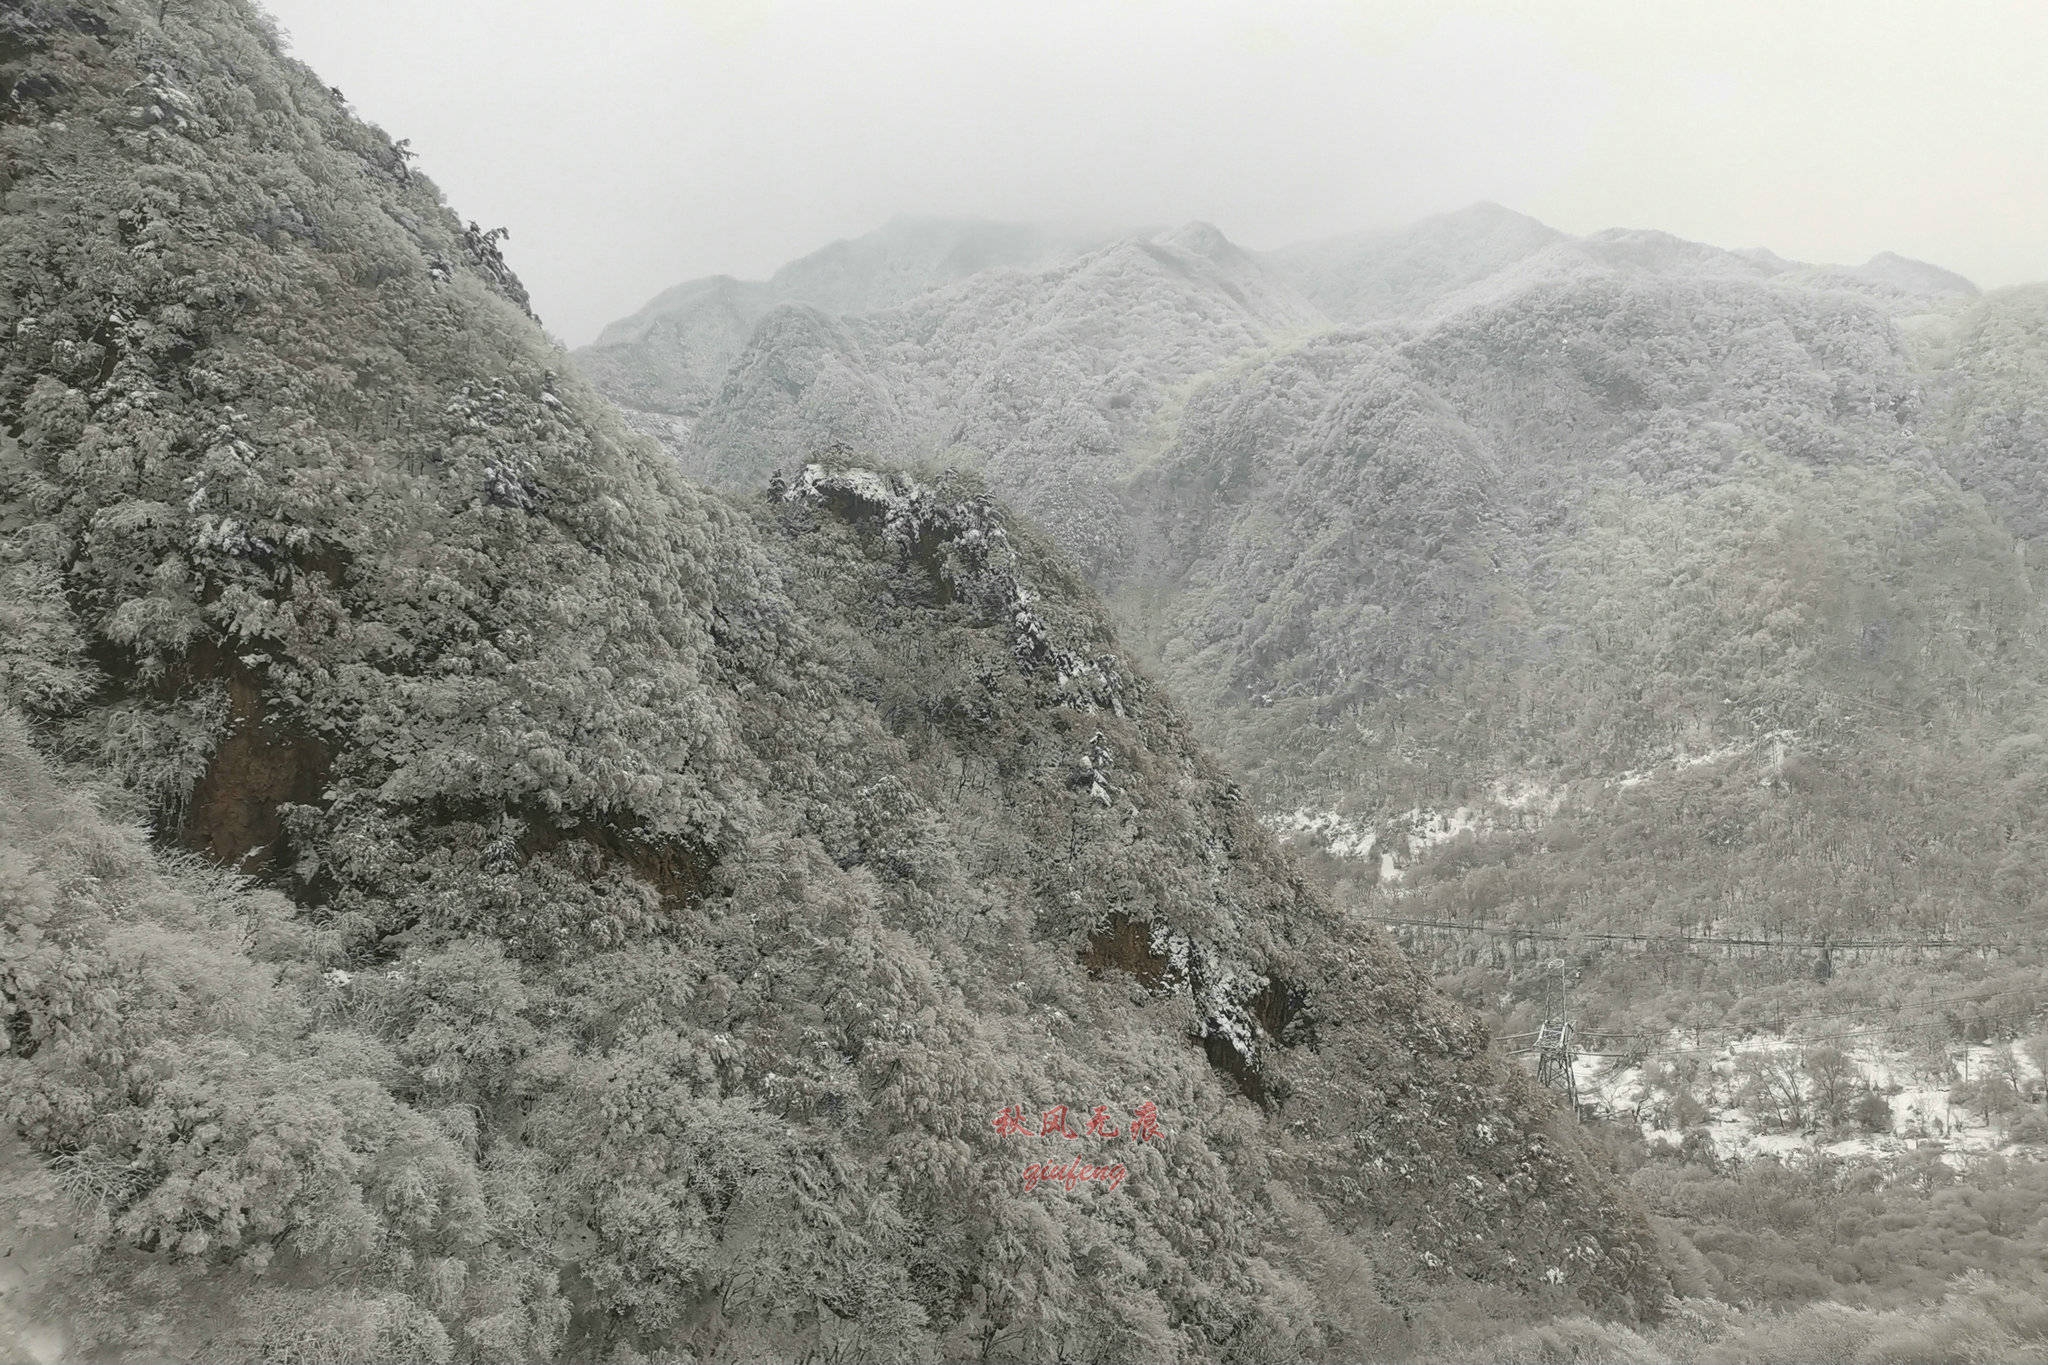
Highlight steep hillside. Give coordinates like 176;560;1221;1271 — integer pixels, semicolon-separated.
1142;270;2000;774
573;274;777;419
0;2;1668;1361
1920;284;2048;556
1133;264;2047;964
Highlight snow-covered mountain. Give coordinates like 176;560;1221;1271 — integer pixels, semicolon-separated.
577;209;2048;1125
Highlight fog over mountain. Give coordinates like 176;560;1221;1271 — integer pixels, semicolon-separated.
258;0;2048;348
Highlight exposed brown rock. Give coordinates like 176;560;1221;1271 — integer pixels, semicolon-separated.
177;658;329;877
517;811;714;914
1078;909;1172;988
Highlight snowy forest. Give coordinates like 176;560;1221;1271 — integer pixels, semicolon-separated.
4;0;2048;1362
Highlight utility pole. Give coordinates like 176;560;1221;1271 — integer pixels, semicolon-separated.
1534;957;1580;1115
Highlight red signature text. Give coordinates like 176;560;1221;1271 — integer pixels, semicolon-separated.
1021;1159;1129;1193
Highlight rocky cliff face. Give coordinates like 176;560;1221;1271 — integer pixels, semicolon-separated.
0;2;1668;1360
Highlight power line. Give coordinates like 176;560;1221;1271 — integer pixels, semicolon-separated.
1358;910;2024;954
1373;908;2046;1076
1928;905;2048;937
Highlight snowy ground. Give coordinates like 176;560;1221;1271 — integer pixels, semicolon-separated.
1267;733;1794;877
1573;1033;2048;1168
1267;797;1507;883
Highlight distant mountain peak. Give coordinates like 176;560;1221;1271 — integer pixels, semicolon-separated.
1858;250;1979;297
1441;199;1553;227
1733;246;1800;272
1161;219;1242;262
1263;202;1566;324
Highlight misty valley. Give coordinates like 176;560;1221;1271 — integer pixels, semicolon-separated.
4;2;2048;1363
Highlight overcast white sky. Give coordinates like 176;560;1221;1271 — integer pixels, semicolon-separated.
262;0;2048;347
